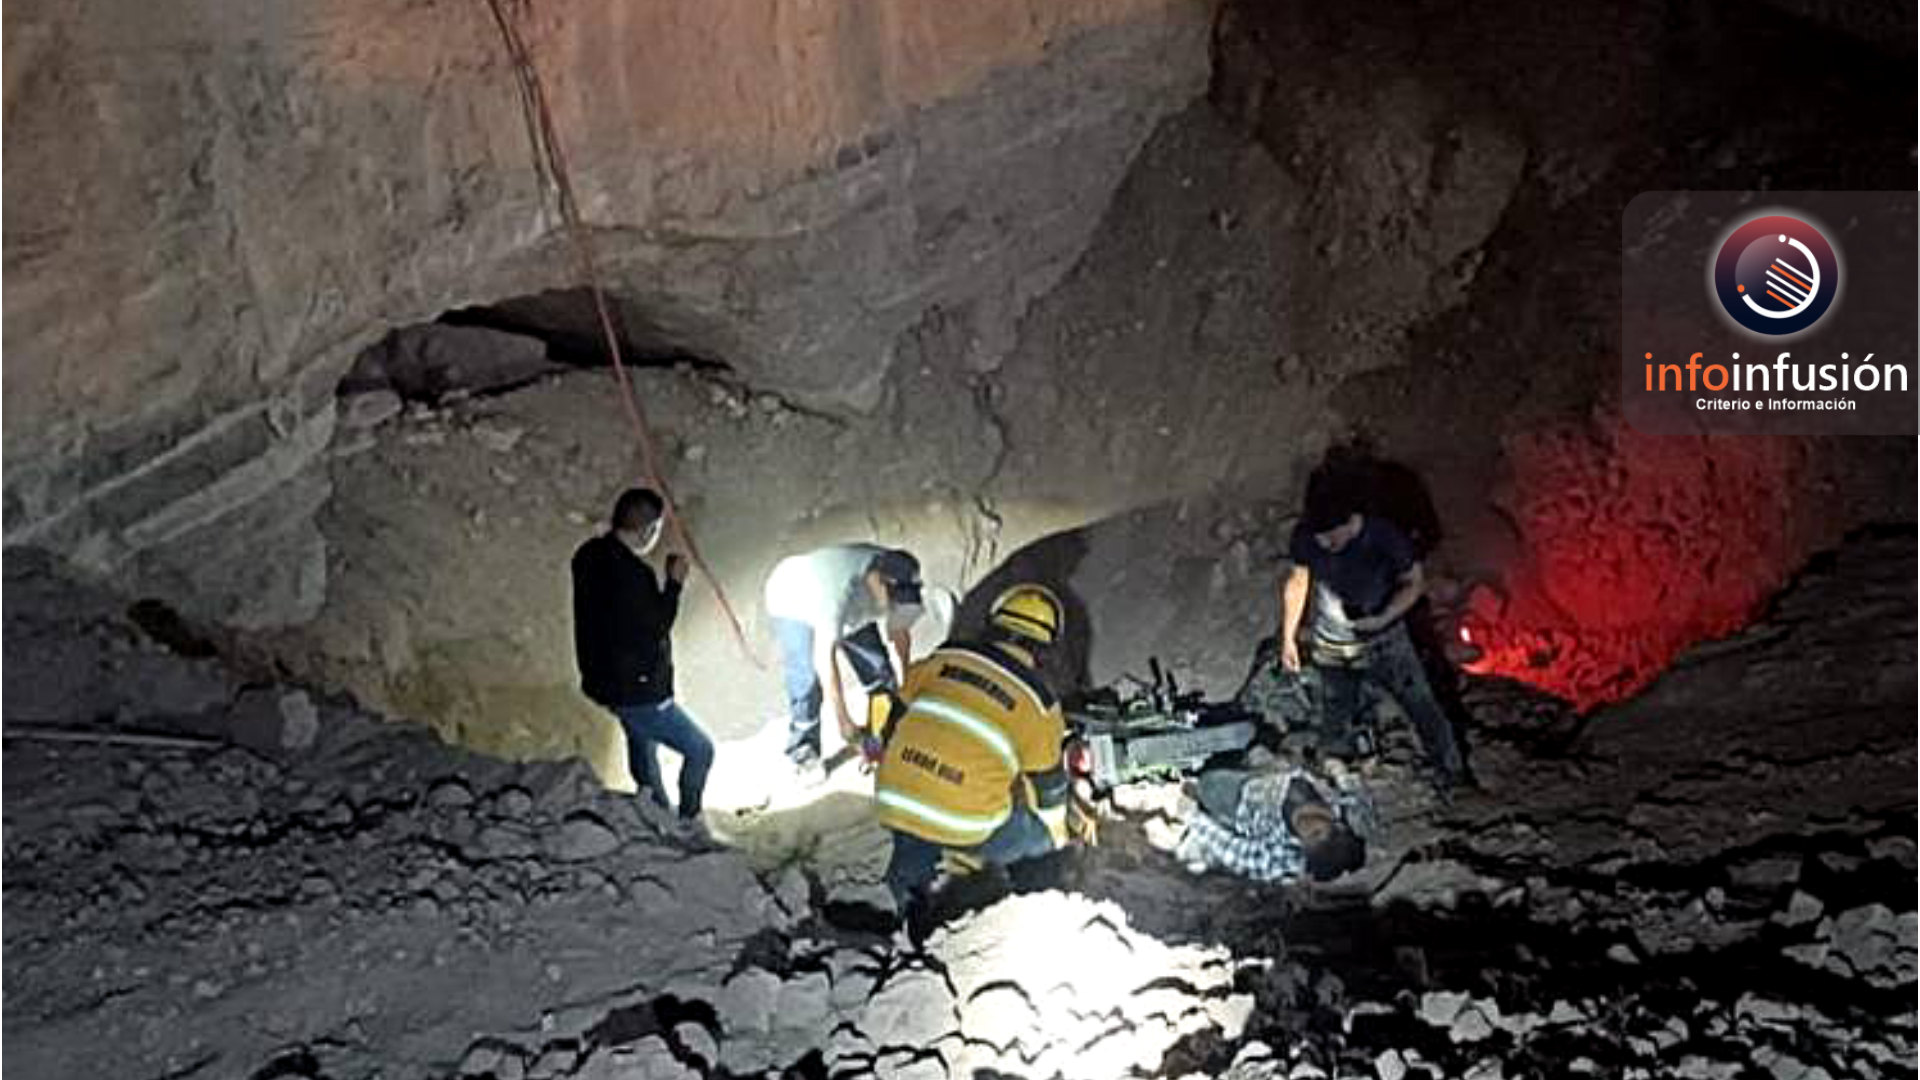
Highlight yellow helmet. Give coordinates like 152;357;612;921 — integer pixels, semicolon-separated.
989;584;1065;647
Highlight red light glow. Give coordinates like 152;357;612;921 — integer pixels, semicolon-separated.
1461;414;1805;712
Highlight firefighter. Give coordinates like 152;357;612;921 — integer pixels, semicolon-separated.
873;584;1073;917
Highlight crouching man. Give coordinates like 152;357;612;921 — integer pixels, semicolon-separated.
874;585;1074;918
1173;757;1374;884
764;544;924;781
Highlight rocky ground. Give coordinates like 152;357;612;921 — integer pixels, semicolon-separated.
6;524;1913;1079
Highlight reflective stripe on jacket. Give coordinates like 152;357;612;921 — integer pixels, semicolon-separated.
874;643;1063;847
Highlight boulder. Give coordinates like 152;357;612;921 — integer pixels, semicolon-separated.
1823;905;1918;988
544;813;622;862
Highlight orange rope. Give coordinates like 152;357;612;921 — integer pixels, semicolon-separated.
483;0;764;667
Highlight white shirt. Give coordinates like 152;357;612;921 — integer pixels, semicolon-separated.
764;544;889;637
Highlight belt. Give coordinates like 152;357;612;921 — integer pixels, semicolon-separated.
1310;633;1375;667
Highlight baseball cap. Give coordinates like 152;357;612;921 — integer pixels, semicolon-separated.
871;549;922;606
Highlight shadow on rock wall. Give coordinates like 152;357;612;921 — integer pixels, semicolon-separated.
951;528;1097;695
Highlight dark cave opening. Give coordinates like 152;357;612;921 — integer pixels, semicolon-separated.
436;287;733;374
339;287;733;407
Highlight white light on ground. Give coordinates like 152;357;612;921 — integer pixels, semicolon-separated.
925;891;1258;1079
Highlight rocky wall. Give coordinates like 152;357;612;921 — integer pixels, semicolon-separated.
263;0;1686;771
3;0;1213;628
270;92;1536;782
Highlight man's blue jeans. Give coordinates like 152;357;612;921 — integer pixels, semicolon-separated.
884;806;1055;910
612;700;714;817
1316;622;1463;782
771;617;824;762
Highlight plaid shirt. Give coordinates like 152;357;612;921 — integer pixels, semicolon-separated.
1174;766;1375;883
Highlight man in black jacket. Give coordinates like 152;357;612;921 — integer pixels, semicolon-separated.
572;488;713;820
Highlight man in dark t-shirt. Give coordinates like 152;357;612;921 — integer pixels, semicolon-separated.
1278;490;1464;791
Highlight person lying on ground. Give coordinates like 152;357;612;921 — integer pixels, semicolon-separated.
1173;755;1374;884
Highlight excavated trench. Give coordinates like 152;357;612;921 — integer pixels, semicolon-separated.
4;0;1917;1077
257;0;1917;781
8;526;1909;1079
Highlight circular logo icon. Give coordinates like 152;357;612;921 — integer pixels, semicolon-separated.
1712;214;1838;336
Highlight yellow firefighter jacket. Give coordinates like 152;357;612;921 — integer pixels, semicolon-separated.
873;642;1064;847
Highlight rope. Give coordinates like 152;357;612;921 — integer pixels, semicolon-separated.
3;726;225;751
482;0;763;667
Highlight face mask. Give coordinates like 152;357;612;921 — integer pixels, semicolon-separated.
637;518;664;554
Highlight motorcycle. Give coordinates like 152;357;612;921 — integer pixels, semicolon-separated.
1062;658;1262;794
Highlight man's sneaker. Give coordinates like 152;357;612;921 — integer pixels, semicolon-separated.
790;753;829;789
898;892;939;949
1318;729;1378;761
1453;764;1484;792
668;814;720;851
1352;729;1379;758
